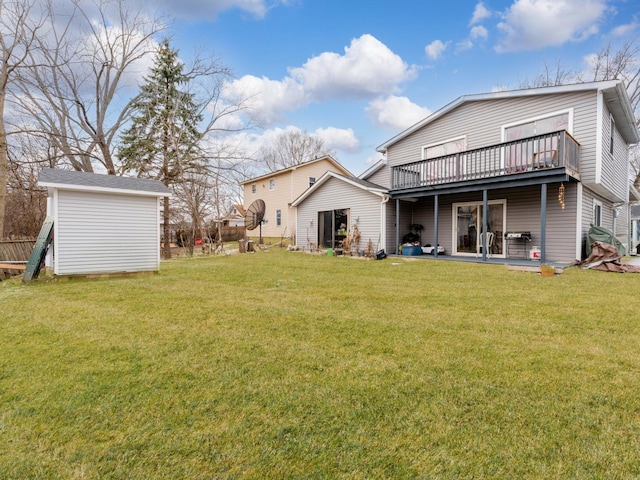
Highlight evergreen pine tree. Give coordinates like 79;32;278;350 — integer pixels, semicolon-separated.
119;39;203;260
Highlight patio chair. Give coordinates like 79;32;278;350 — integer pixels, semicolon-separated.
479;231;495;257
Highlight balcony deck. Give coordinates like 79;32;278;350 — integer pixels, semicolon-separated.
391;130;580;191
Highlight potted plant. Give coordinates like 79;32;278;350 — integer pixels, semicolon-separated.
401;223;424;255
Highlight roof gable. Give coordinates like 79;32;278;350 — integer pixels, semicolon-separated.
377;80;639;151
359;159;386;180
39;169;170;197
241;155;352;184
291;171;388;207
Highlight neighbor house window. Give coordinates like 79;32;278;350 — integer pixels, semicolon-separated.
269;178;275;190
309;176;316;187
593;200;602;227
251;183;256;194
276;209;282;226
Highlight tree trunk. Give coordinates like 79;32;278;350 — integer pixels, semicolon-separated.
163;195;171;260
0;80;7;240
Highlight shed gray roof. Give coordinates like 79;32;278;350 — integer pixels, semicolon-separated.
39;168;170;196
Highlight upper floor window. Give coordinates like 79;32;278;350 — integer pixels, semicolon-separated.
503;110;571;142
309;176;316;187
276;209;282;226
269;178;275;190
422;136;466;160
421;136;467;181
251;183;256;194
610;114;615;155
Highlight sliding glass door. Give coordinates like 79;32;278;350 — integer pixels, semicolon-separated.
318;209;349;248
454;201;505;257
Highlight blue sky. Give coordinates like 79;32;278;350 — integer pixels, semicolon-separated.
156;0;639;175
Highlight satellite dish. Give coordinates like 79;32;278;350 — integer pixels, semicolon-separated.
245;199;266;244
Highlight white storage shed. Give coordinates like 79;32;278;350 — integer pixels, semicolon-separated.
38;168;170;276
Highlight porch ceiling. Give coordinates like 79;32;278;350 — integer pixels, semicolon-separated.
389;167;577;199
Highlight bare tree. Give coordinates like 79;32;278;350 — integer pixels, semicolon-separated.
5;148;47;238
518;59;576;89
260;129;335;172
12;0;165;174
0;0;45;238
521;37;640;187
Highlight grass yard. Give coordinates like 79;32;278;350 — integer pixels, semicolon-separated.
1;249;640;479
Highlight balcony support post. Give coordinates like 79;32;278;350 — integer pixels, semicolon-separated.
540;183;547;264
433;195;439;258
395;198;401;254
482;189;488;261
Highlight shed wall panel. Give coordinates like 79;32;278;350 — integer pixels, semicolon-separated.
56;190;159;275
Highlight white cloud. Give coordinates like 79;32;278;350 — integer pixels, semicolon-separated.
496;0;607;53
314;127;360;154
611;19;639;37
366;95;431;131
425;40;449;60
456;39;475;52
223;34;416;126
290;34;417;101
222;75;306;125
151;0;282;20
470;2;492;24
470;25;489;40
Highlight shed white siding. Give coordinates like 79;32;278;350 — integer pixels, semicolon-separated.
54;189;160;275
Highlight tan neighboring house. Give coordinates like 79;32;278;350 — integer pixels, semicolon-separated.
242;156;351;240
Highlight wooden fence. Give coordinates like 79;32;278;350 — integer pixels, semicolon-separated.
0;239;35;280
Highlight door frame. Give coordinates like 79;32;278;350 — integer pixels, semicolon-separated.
452;199;507;257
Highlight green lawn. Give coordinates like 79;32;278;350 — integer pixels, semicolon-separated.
1;249;640;479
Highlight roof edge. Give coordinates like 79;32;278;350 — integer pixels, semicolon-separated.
291;171;387;207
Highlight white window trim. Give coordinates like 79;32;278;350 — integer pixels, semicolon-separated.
269;178;275;190
501;108;574;142
251;183;257;194
422;135;467;160
593;199;603;227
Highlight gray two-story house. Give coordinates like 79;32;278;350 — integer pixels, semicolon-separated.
294;80;639;264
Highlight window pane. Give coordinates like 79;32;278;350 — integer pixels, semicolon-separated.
505;122;535;141
535;113;568;134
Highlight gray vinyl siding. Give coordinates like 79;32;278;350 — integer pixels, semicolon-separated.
365;167;391;189
55;190;160;275
600;102;629;201
296;177;382;252
580;187;614;256
386;91;598;180
388;184;579;263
